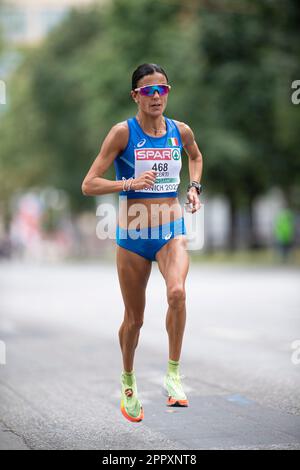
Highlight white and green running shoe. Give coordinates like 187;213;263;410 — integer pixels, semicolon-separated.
120;372;144;422
164;374;189;407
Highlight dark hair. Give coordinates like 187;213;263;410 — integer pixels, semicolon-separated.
131;63;169;90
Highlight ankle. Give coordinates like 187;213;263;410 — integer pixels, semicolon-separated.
167;359;180;376
123;370;134;376
122;370;135;387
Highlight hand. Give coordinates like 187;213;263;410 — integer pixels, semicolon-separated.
186;187;201;213
131;171;157;190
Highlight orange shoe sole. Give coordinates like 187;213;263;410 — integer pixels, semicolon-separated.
167;396;189;407
120;400;144;422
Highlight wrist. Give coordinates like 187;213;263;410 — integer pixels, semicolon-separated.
188;187;198;195
122;177;135;191
187;181;202;195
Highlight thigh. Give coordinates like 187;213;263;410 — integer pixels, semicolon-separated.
116;245;152;315
155;235;189;287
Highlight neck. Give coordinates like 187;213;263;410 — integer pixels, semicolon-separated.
136;111;166;135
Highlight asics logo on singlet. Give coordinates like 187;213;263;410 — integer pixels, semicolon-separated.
164;232;172;240
137;139;146;148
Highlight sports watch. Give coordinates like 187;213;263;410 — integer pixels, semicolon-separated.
187;181;202;195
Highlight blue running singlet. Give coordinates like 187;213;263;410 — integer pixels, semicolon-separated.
114;116;187;262
114;116;183;199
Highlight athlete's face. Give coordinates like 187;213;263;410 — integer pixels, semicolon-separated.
131;72;169;117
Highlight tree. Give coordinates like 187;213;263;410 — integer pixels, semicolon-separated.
190;0;300;248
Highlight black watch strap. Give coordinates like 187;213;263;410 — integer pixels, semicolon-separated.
187;181;202;195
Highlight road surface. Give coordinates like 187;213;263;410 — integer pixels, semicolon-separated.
0;260;299;450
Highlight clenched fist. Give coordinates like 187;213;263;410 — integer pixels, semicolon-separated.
131;171;157;190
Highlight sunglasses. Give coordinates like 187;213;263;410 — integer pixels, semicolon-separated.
134;84;171;97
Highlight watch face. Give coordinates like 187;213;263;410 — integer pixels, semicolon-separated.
188;182;202;194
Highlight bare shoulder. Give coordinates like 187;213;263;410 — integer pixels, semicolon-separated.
110;120;129;141
173;120;195;147
106;120;129;151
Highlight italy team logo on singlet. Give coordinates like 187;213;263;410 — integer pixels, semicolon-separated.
167;137;179;147
134;147;182;193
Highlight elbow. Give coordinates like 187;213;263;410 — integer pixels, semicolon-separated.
197;153;203;166
81;180;89;196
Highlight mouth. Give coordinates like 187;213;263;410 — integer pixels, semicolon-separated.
151;103;161;108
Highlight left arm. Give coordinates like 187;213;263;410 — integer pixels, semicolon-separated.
178;122;203;213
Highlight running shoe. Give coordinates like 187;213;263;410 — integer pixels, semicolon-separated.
120;372;144;422
164;373;189;407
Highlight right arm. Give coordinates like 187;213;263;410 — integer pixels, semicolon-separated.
81;122;157;196
81;122;128;196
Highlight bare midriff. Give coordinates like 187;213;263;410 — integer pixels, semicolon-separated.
118;196;184;230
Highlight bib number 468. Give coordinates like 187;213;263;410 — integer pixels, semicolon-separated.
152;163;168;172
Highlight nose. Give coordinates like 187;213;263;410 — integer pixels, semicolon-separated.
153;90;160;98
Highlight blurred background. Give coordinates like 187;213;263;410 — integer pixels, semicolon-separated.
0;0;299;264
1;0;300;450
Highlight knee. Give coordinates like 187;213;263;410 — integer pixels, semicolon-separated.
131;319;144;330
124;312;144;331
167;285;186;308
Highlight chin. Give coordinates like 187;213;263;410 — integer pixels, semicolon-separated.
149;107;164;116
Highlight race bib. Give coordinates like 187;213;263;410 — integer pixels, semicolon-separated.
134;147;182;193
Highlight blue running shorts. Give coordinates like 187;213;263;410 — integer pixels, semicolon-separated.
116;217;186;262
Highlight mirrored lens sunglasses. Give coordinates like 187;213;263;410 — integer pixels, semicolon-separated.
134;84;171;97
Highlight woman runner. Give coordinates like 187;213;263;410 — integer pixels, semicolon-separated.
82;63;203;422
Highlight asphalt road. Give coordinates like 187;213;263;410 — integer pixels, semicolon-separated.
0;260;300;450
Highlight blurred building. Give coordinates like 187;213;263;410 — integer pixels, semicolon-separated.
0;0;106;45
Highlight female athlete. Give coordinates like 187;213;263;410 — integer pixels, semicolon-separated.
82;63;203;423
